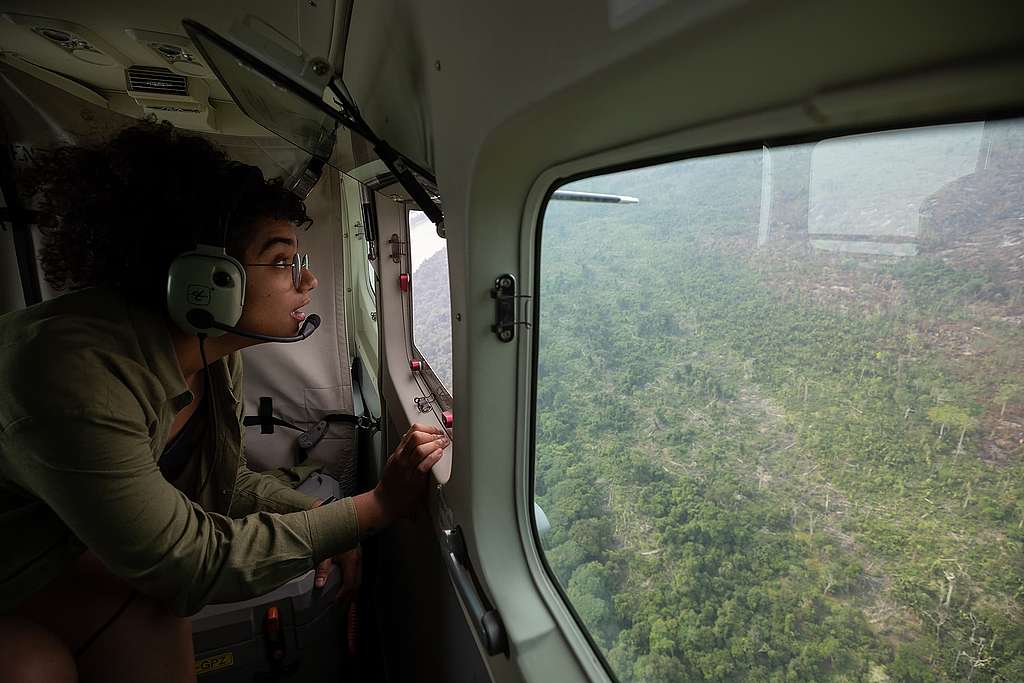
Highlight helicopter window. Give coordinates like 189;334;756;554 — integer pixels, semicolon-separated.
408;209;453;395
533;118;1024;682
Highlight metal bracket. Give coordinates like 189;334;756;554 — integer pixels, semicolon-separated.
359;186;379;262
414;393;440;413
355;414;382;432
388;233;407;264
490;274;531;343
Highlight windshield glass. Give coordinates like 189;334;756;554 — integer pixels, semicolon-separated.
187;20;377;174
185;18;437;202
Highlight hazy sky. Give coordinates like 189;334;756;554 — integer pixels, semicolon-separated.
409;210;447;273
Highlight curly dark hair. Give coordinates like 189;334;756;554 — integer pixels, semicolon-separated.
31;120;310;308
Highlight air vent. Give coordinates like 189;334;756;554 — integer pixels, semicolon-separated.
123;63;215;131
125;65;188;96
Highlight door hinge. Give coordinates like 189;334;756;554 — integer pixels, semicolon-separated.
490;273;531;343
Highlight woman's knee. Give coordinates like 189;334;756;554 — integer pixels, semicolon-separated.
0;616;77;683
118;592;193;647
76;593;195;683
13;551;195;682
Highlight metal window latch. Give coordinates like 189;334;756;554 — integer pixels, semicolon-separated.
491;273;531;343
388;233;408;263
414;393;440;413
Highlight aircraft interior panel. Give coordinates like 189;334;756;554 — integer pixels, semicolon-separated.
0;1;1022;682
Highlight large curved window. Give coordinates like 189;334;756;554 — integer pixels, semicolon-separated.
534;119;1024;682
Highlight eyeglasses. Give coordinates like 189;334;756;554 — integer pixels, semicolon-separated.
246;253;310;289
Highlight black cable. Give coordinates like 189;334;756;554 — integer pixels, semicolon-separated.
73;590;137;659
196;333;219;497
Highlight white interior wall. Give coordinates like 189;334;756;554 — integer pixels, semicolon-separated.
341;1;1024;679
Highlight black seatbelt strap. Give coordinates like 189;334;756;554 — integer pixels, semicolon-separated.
243;396;381;460
295;413;380;455
242;396;303;433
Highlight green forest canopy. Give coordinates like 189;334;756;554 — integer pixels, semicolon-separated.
534;119;1024;682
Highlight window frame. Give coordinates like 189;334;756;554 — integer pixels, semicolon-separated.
341;173;381;383
517;110;1024;681
404;205;454;409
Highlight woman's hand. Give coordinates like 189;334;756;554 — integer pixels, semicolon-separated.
311;498;364;595
313;544;361;598
373;423;448;523
340;423;447;543
314;424;446;591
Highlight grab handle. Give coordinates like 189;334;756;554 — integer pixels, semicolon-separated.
441;525;507;656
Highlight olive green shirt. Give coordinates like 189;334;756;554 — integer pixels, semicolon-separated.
0;287;359;616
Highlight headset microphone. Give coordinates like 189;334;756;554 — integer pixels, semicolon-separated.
185;310;321;343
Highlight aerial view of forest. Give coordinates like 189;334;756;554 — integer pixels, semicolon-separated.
534;120;1024;682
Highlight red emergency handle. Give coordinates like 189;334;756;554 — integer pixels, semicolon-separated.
264;605;285;661
442;411;453;429
265;606;280;635
399;273;410;291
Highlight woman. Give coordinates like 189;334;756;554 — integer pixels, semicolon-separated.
0;122;445;681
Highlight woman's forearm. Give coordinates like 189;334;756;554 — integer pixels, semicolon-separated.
352;489;392;539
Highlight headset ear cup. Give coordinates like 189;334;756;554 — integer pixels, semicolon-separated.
218;251;247;313
166;245;246;336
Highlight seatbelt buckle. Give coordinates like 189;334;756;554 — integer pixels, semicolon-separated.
297;420;329;450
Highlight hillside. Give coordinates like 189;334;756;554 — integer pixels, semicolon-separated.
411;246;453;392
